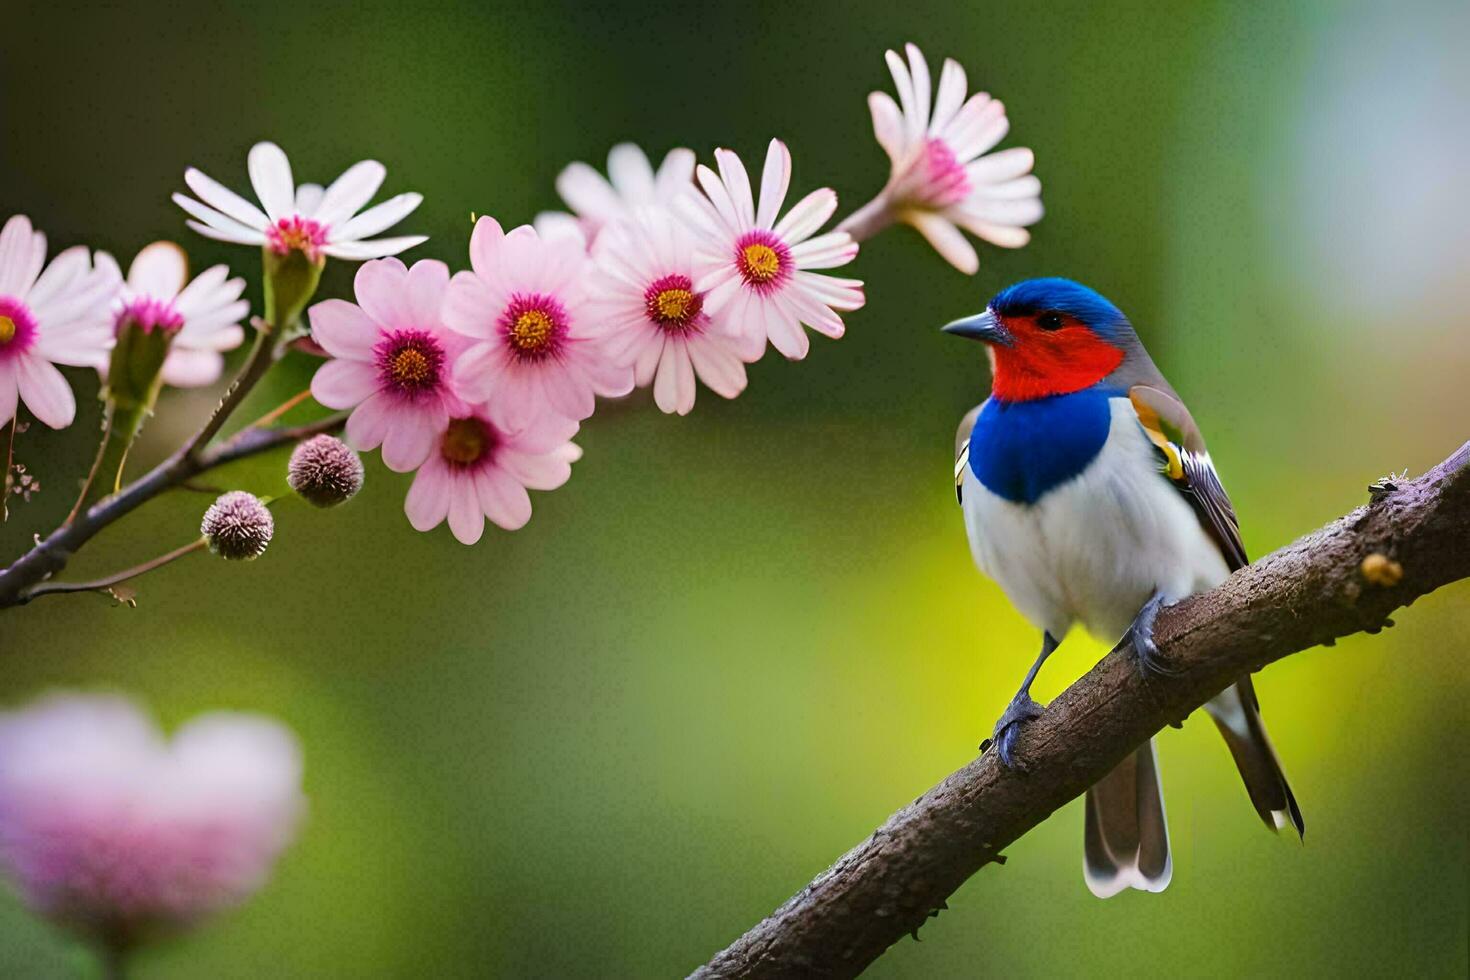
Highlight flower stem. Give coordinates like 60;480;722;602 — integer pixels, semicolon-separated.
20;536;207;603
1;417;14;522
70;400;152;522
836;191;896;244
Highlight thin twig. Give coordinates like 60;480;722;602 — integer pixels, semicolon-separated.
694;440;1470;979
0;411;346;608
242;387;313;431
21;537;206;602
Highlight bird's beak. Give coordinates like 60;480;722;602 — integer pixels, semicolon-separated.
942;309;1013;346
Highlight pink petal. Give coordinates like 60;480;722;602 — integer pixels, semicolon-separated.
442;272;503;341
497;449;572;492
161;348;226;388
477;468;532;531
380;406;439;473
468;216;506;281
404;259;449;327
405;461;451;531
446;476;486;544
311;358;379;409
308;299;379;358
686;334;748;399
15;354;76;429
352;258;412;328
344;391;395;450
0;365;18;427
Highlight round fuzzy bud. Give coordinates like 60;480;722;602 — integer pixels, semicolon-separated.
287;435;364;508
201;491;274;561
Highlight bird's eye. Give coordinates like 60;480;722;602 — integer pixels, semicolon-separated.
1037;312;1064;331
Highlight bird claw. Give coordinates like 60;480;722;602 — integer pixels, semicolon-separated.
986;693;1044;769
1130;593;1183;677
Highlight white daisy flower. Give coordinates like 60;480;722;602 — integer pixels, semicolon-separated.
533;142;696;248
868;43;1043;273
681;139;865;362
0;215;120;430
172;142;426;262
96;242;250;388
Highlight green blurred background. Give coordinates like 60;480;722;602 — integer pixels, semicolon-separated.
2;0;1467;976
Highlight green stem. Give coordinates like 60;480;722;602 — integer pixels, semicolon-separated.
73;400;152;518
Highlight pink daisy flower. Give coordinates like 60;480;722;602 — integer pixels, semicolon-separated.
443;217;633;431
95;242;249;388
173;141;426;261
681;140;865;362
587;208;748;415
405;408;580;544
308;258;468;472
867;43;1043;273
0;693;304;948
533;142;696;248
0;215;120;430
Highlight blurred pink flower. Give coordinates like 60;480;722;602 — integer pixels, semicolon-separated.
0;693;304;948
443;217;633;431
405;408;580;544
173;141;426;261
681;140;865;362
867;43;1043;273
588;208;749;415
95;242;249;388
0;215;120;430
309;257;469;472
534;142;696;248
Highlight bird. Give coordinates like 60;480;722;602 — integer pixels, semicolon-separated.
944;277;1303;897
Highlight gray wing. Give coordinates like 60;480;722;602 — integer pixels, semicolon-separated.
954;402;984;505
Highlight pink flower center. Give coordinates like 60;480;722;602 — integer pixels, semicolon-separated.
116;297;185;336
643;274;704;333
440;416;497;469
734;231;791;293
373;329;446;397
266;216;328;259
0;296;37;362
499;293;567;362
902;138;971;208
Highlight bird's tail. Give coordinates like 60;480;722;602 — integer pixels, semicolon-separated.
1204;677;1305;837
1083;738;1172;898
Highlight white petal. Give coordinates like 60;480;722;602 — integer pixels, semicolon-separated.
185;219;266;247
183;168;270;230
908;212;978;273
556;162;620;221
248;142;296;222
0;215;45;298
755;140;791;230
904;44;932;136
321;236;427;261
606;144;656;202
295;183;325;217
27;246;90;309
173;193;267;242
331;193;423;243
714;149;755;228
966;146;1036;186
314;160;387;229
15;354;76;429
773;188;838;244
884;48;922;143
127;241;188;299
868;93;907;162
930;58;969;137
945;95;1009;163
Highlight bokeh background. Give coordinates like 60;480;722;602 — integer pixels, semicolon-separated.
2;0;1467;976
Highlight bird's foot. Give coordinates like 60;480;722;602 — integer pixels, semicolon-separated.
1129;593;1183;677
982;693;1044;769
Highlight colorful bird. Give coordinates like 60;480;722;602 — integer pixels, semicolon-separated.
945;277;1303;897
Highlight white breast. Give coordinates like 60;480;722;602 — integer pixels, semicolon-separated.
960;398;1231;642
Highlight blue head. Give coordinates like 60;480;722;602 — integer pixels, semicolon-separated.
943;278;1137;401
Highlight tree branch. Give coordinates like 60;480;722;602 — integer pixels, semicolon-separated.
693;439;1470;979
0;412;345;609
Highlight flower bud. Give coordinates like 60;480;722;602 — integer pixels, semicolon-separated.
262;240;324;332
106;297;183;412
201;491;274;561
287;435;364;508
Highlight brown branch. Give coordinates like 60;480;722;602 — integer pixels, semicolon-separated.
693;439;1470;979
0;412;345;609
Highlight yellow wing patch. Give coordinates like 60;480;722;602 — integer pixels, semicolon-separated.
1129;392;1185;480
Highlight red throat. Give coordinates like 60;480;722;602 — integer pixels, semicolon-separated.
989;314;1125;401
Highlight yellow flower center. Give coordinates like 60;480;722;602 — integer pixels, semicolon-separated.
655;288;695;321
510;309;555;353
740;243;781;283
390;347;431;386
441;418;491;466
0;316;14;346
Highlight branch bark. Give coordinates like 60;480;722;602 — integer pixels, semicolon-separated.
0;412;345;608
693;439;1470;979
